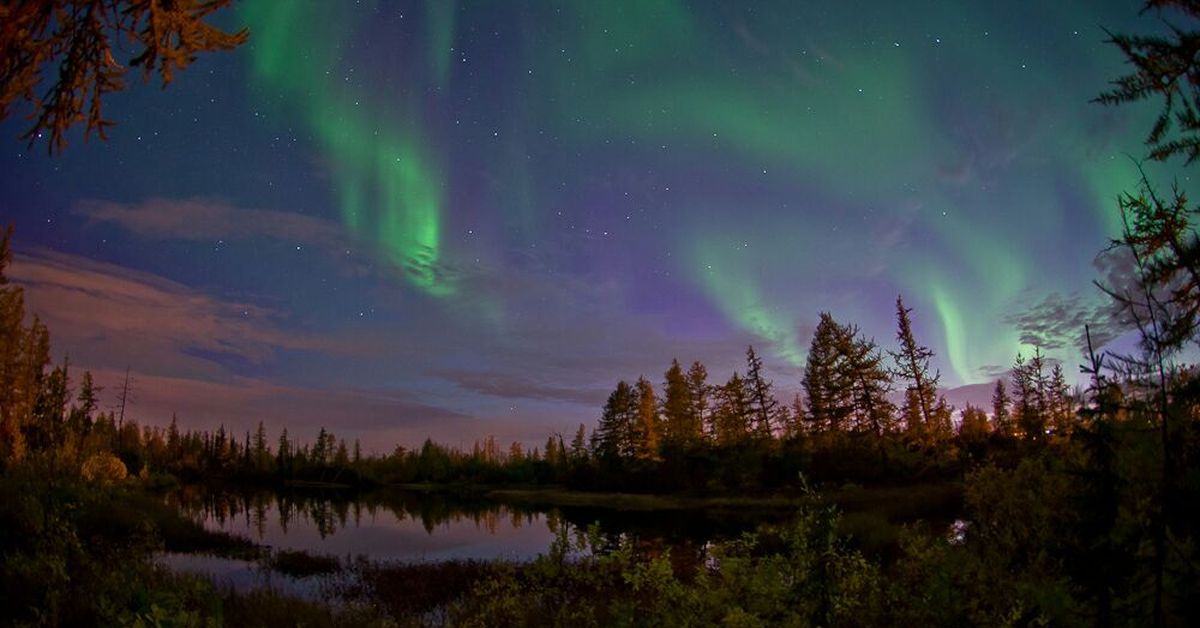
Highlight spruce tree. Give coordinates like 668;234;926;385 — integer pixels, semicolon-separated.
991;379;1012;437
593;381;636;460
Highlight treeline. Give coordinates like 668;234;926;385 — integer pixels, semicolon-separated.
1;220;1090;492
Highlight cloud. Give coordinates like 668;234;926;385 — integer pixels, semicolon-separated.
9;247;336;379
429;368;611;405
84;367;474;448
74;196;462;286
76;197;346;248
1003;290;1129;354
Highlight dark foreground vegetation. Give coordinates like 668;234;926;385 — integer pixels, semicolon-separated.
5;1;1200;625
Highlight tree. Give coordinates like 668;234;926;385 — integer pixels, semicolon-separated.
569;423;588;461
0;227;52;467
686;361;711;440
252;420;269;473
803;313;855;434
593;381;637;461
744;346;779;439
633;376;660;460
74;370;99;424
889;295;943;445
991;379;1013;438
1012;350;1049;443
784;394;807;440
711;372;752;445
276;427;291;472
661;359;700;447
958;403;992;448
837;326;896;437
1047;363;1074;437
0;0;247;153
1096;14;1200;619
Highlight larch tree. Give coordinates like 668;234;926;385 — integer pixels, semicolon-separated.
803;313;855;434
889;295;946;446
686;361;711;441
1;227;52;467
838;324;896;437
713;372;751;445
633;376;661;460
744;346;780;439
661;359;699;447
0;0;247;153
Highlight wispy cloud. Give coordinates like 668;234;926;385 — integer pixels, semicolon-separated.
9;247;335;379
429;368;611;405
84;367;474;451
76;197;346;248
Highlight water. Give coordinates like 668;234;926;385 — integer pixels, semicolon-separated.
161;485;782;591
172;488;563;562
161;484;960;593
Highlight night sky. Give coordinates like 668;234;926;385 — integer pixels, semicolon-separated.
0;1;1187;449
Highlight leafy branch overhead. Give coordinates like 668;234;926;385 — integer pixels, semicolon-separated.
0;0;247;154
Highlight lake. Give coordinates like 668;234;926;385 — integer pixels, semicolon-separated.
160;483;961;593
161;485;786;592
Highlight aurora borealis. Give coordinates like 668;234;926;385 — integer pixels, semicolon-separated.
0;0;1188;447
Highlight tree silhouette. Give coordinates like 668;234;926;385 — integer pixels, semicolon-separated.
889;295;942;444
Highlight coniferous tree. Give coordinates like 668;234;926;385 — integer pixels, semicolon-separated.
713;372;752;445
633;376;661;460
252;421;270;473
784;394;807;440
744;346;780;439
1;229;50;466
838;328;896;437
889;296;943;445
75;371;99;421
593;381;636;460
1048;363;1073;437
569;423;589;461
991;379;1013;438
661;359;699;447
803;313;855;434
686;361;712;440
0;0;247;154
276;428;292;473
1013;349;1049;442
958;403;992;449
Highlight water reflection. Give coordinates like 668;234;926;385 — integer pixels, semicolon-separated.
170;486;569;562
169;485;791;566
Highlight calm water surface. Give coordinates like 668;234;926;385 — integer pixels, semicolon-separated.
175;488;563;562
